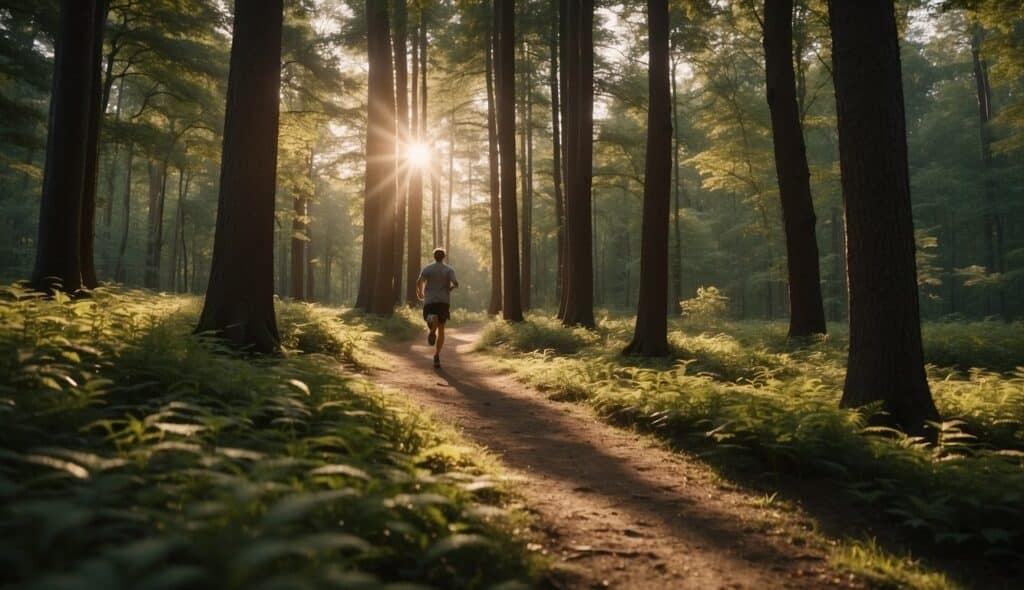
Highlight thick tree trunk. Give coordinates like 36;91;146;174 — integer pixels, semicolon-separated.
368;0;398;316
557;0;570;319
393;0;409;305
405;16;423;307
495;0;523;321
561;0;594;328
549;6;565;312
196;0;283;353
828;0;938;434
485;20;502;316
764;0;827;338
625;0;671;356
79;0;109;290
31;0;103;293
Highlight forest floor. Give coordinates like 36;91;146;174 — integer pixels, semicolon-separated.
371;323;862;590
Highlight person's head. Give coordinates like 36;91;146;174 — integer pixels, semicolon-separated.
433;247;446;262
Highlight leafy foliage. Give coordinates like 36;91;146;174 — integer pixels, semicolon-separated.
477;315;1024;574
0;286;540;589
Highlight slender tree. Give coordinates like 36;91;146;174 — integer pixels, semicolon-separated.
290;189;307;299
485;17;502;316
393;0;409;305
764;0;826;338
625;0;671;356
827;0;939;433
561;0;594;328
368;0;399;315
196;0;284;353
495;0;523;321
548;1;565;312
520;50;534;310
31;0;105;293
405;12;424;307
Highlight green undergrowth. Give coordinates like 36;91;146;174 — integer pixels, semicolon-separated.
477;313;1024;587
0;285;541;590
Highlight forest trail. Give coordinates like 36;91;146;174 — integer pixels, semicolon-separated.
371;324;859;590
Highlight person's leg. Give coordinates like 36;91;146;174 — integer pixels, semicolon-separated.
435;322;445;355
425;305;437;345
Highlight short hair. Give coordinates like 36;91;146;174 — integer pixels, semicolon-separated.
433;247;446;261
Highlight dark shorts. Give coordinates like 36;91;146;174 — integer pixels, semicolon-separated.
423;302;451;323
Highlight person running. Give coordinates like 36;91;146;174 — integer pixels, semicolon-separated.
416;247;458;368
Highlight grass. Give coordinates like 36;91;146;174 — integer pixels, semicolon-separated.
0;285;542;590
475;312;1024;588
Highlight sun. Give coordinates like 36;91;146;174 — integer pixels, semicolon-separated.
407;142;431;168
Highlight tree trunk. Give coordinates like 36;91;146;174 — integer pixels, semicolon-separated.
521;56;534;310
549;5;565;313
561;0;594;328
31;0;103;293
670;47;683;313
970;27;1006;319
368;0;398;316
446;105;455;253
79;0;109;290
485;18;502;316
827;0;938;434
625;0;671;356
113;139;133;283
144;157;169;289
290;191;306;299
405;15;424;307
196;0;284;353
168;167;189;292
393;0;409;305
764;0;826;338
557;0;570;319
496;0;523;321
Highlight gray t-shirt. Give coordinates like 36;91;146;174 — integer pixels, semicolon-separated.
419;262;457;305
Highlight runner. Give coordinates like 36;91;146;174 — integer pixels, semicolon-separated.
416;247;458;368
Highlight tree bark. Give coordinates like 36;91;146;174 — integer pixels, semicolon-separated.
405;15;424;307
113;139;134;283
196;0;284;353
557;0;570;319
144;157;169;289
393;0;409;305
79;0;109;289
368;0;398;316
827;0;938;434
485;18;503;316
520;54;534;310
561;0;594;328
496;0;523;321
31;0;103;293
764;0;827;338
625;0;671;356
548;4;565;312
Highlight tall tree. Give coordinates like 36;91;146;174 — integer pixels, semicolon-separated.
368;0;399;315
196;0;284;353
485;16;502;316
625;0;671;356
827;0;939;433
560;0;594;328
520;50;534;310
495;0;523;321
548;1;565;314
405;11;424;307
79;0;109;290
392;0;409;305
30;0;105;293
763;0;827;338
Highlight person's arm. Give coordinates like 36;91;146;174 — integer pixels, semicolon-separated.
448;269;459;291
416;275;426;301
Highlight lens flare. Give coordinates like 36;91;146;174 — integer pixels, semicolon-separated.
407;142;430;168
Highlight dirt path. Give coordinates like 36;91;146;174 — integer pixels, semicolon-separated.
371;324;858;589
